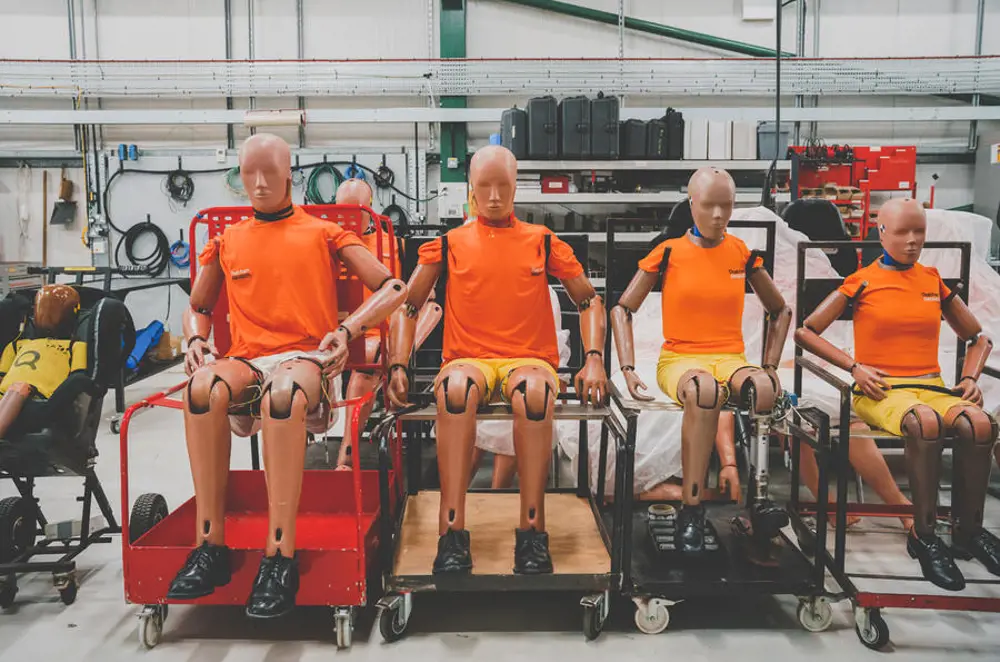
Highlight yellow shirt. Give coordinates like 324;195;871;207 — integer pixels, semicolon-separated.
0;338;88;399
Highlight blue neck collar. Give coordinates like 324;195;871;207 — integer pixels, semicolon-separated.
692;225;703;238
881;249;903;267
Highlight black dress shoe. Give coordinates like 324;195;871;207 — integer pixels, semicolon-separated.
675;503;707;554
751;499;790;538
513;528;554;575
952;528;1000;577
432;528;473;574
166;542;232;600
245;550;300;619
906;530;966;591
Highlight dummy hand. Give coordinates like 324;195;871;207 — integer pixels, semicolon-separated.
719;465;741;503
622;368;655;402
953;377;984;406
574;354;609;406
387;367;411;409
318;328;350;377
184;337;218;376
851;363;890;401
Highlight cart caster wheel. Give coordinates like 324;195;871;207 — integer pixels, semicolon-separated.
129;493;168;544
58;581;78;606
377;594;411;643
334;607;353;649
633;598;670;635
797;597;833;633
581;591;610;641
110;418;121;435
138;606;164;649
0;578;17;609
854;606;889;650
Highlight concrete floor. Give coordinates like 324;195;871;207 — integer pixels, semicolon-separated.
1;364;1000;661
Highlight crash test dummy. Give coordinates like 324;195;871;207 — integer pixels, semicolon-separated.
0;285;85;438
167;134;407;618
795;198;1000;591
386;144;609;575
332;178;442;470
611;167;792;555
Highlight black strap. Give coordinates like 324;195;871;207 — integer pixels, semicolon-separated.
745;249;763;274
846;280;869;306
657;247;672;282
544;233;552;272
942;281;963;306
434;233;450;305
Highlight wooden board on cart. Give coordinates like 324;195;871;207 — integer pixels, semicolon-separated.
394;492;609;577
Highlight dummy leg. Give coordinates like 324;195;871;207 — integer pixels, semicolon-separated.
0;383;33;439
901;405;965;591
432;363;488;574
168;359;259;600
338;339;382;469
492;454;518;488
675;370;723;554
947;406;1000;576
505;366;558;574
245;358;324;618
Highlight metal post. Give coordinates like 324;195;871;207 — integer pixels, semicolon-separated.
247;0;256;131
225;0;235;149
296;0;305;148
969;0;985;150
794;0;806;146
66;0;80;151
809;0;820;140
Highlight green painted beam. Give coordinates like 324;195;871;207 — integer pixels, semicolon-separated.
495;0;794;58
440;0;468;186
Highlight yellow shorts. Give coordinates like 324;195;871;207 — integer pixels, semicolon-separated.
439;357;558;403
853;376;974;436
656;349;755;404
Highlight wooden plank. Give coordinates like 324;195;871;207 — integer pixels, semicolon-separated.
394;492;610;577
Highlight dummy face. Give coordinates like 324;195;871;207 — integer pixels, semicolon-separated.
34;285;80;334
688;168;735;242
336;178;374;227
469;145;517;224
239;133;293;214
878;198;926;265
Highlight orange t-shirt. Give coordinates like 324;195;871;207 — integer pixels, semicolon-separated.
198;206;365;360
417;218;584;369
362;229;401;339
838;260;951;377
638;233;762;355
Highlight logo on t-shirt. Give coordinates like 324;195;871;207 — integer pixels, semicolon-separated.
231;268;252;281
921;291;940;302
728;268;746;280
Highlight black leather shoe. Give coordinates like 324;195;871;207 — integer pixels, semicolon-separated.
245;550;300;619
751;499;790;538
952;528;1000;577
676;503;707;554
432;528;473;574
907;530;966;591
166;542;232;599
513;528;554;575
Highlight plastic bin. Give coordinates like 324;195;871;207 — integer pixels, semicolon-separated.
757;122;792;160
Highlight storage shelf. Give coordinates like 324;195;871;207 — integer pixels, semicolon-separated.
517;159;791;172
515;191;790;204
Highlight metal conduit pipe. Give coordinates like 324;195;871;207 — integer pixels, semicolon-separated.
494;0;794;58
969;0;985;150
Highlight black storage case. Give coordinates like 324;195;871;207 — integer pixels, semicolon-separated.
501;107;528;159
527;96;559;159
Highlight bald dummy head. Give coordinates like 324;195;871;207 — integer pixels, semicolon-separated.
239;133;293;215
469;145;518;225
877;198;927;266
688;167;736;242
336;177;374;226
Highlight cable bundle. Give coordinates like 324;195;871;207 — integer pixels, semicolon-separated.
116;217;171;277
305;163;344;204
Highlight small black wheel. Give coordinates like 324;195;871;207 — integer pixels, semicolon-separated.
0;580;16;609
129;494;169;544
110;418;121;434
59;581;78;606
856;608;890;650
378;603;408;643
0;497;36;563
583;604;605;641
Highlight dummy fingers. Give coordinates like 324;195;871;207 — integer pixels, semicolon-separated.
626;372;655;402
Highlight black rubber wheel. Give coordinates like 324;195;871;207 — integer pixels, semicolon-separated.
129;494;169;544
110;419;121;434
378;604;408;643
0;497;36;564
856;609;890;651
0;581;16;609
583;604;604;641
59;581;78;606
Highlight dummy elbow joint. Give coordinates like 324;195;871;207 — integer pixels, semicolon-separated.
612;303;634;322
578;294;602;312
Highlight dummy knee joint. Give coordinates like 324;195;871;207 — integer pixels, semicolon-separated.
679;371;721;410
263;372;306;420
901;406;943;441
740;370;779;414
511;372;555;422
953;408;998;446
187;369;233;415
439;373;477;415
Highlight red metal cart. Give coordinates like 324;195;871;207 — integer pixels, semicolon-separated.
119;205;403;650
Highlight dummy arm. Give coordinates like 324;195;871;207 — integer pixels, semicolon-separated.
610;270;658;401
386;262;441;407
943;293;992;405
562;275;609;405
182;248;225;374
747;268;792;371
